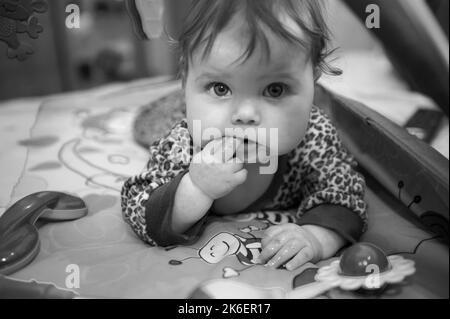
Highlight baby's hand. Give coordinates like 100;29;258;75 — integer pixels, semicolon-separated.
257;224;324;271
189;137;247;200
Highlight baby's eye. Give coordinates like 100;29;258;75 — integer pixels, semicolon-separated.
263;83;287;98
206;82;231;97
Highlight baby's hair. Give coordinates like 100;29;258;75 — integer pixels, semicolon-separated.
175;0;342;86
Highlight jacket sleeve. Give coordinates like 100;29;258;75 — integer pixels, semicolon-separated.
120;120;208;246
296;107;368;242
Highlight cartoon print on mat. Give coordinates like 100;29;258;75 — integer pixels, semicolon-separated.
168;231;262;278
57;108;137;192
167;211;297;278
59;139;128;192
225;210;298;233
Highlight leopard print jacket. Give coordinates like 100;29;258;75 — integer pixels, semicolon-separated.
121;106;368;246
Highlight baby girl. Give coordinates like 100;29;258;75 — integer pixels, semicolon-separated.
122;0;367;270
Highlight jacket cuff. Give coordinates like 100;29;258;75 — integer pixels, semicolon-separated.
145;171;208;246
297;204;364;243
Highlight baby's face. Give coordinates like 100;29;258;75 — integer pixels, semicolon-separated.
185;15;315;157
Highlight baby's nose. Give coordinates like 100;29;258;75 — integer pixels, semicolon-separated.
231;104;261;125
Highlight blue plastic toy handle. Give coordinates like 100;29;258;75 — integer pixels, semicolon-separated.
0;191;87;275
0;192;61;235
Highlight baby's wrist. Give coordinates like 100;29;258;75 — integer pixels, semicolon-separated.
186;172;214;202
301;224;347;260
301;225;327;262
172;172;214;234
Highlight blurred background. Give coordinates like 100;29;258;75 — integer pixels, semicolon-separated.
0;0;449;159
0;0;447;100
0;0;446;97
0;0;173;100
1;0;448;155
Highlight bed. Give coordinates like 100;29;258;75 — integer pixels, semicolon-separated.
0;72;448;299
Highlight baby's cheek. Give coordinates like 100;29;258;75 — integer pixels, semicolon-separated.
277;111;311;154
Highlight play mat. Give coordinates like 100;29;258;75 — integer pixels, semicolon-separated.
0;75;448;299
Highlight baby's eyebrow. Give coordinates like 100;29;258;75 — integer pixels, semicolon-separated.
195;70;232;82
257;72;298;81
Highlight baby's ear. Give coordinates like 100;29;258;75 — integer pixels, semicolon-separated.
313;67;322;82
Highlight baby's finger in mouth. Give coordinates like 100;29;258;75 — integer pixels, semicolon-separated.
215;137;241;162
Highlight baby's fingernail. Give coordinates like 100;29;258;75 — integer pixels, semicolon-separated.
267;261;275;267
285;263;292;271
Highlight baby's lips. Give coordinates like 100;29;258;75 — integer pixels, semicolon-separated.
221;136;243;154
199;137;237;153
206;136;241;147
226;136;243;148
235;142;272;163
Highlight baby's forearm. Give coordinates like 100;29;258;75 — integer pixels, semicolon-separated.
172;173;213;234
301;225;346;260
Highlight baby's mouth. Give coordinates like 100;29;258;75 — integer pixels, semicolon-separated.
235;139;268;163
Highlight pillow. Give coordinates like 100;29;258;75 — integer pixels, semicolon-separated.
133;89;185;148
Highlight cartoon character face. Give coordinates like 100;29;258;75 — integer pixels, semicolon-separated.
169;231;262;278
199;232;241;264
